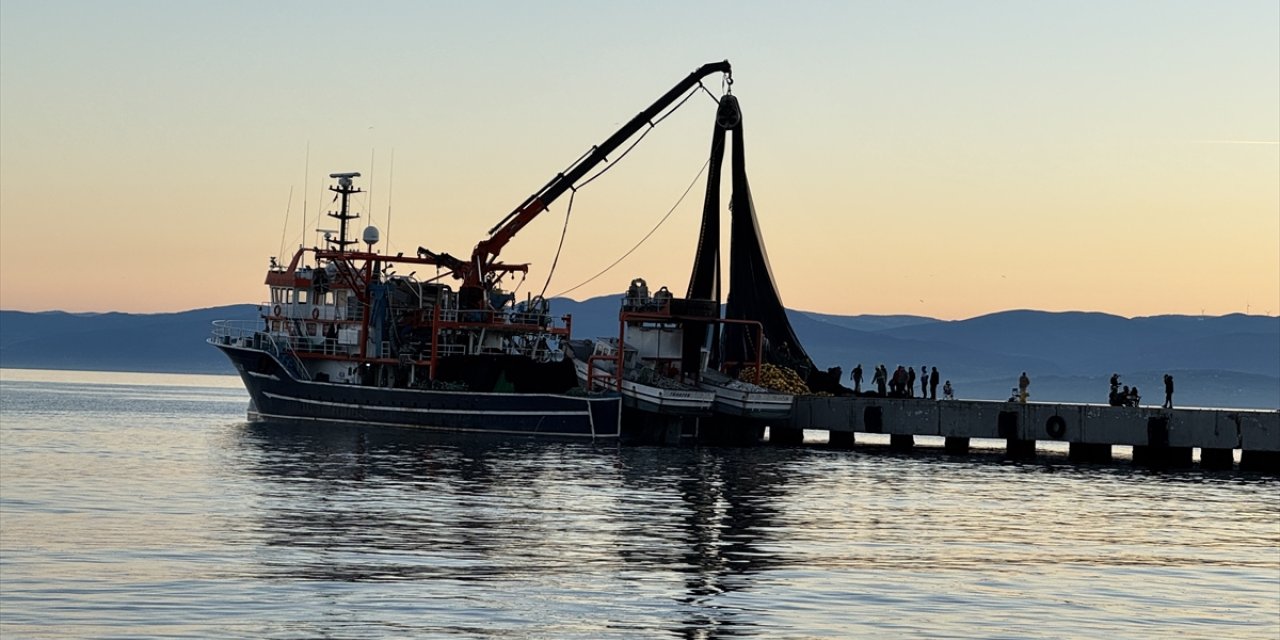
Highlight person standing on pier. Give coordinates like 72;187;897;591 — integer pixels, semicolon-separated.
907;366;917;398
852;364;863;394
929;366;940;400
920;366;928;398
875;365;887;396
1163;374;1174;409
1018;371;1030;403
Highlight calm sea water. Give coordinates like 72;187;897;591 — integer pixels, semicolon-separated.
1;368;1277;639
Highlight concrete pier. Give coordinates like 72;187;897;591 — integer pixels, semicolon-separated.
944;436;969;454
787;397;1280;472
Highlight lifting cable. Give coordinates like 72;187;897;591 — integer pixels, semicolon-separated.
577;84;704;190
552;155;712;299
537;187;576;299
538;84;718;298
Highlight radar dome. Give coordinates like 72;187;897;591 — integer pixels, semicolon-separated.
362;226;380;246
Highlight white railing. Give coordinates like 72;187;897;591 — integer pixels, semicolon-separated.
210;319;265;346
209;320;311;380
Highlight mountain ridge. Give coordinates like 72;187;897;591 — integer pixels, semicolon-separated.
2;300;1276;408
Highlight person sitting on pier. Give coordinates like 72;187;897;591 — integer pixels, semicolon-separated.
1109;373;1122;404
1116;385;1131;407
942;380;954;400
1128;386;1140;407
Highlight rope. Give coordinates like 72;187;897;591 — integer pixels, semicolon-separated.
525;86;720;299
577;124;652;190
538;188;575;299
577;85;706;190
697;81;721;104
553;156;711;298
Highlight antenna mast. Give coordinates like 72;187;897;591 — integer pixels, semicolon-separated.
386;149;395;250
301;142;310;250
326;172;362;252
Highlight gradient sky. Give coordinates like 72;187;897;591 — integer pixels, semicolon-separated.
2;1;1277;319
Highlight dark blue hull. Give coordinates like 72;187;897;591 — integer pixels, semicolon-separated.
216;344;622;440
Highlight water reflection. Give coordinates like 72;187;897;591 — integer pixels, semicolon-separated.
7;375;1277;638
616;447;794;638
231;424;807;637
221;422;1280;638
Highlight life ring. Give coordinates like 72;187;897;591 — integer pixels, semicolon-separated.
272;305;282;317
1046;415;1067;439
311;308;320;320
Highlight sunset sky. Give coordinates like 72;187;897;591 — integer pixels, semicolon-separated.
2;1;1277;320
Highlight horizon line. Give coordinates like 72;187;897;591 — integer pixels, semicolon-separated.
1;304;1277;322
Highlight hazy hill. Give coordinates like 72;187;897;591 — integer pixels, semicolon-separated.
791;312;938;333
879;310;1279;376
0;305;260;373
1;300;1276;408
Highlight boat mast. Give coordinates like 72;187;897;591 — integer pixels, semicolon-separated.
327;172;362;252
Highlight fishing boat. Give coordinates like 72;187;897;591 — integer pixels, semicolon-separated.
209;172;621;439
566;337;715;416
209;61;738;440
567;277;792;426
697;369;793;420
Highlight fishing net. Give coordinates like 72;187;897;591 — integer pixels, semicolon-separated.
688;95;815;380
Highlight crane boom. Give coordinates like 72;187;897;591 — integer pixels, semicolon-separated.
462;60;732;293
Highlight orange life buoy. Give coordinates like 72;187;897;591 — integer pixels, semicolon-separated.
273;305;282;317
